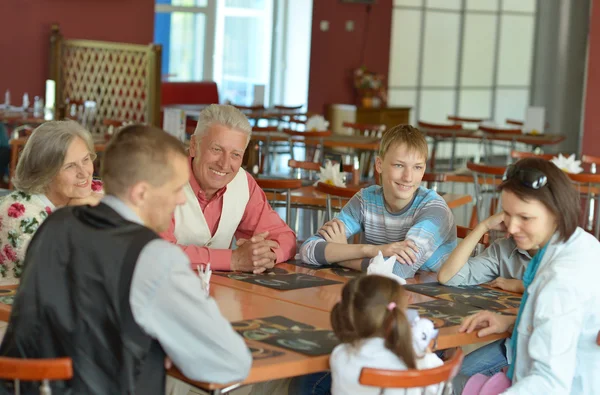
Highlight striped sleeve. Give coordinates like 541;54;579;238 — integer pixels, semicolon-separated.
299;190;364;266
393;197;456;277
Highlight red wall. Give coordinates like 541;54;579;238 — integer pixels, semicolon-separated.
307;0;393;114
0;0;155;103
583;0;600;156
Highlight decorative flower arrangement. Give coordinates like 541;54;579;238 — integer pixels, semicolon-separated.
315;159;346;187
367;251;406;285
305;115;329;131
353;66;388;108
550;154;583;174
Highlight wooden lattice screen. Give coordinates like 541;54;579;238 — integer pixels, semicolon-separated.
49;25;161;134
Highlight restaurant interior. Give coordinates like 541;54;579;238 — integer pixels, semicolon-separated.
1;0;600;394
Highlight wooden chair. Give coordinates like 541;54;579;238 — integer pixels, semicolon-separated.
359;348;464;394
273;104;303;112
566;172;600;239
0;357;73;395
582;154;600;174
287;159;360;186
252;125;288;174
447;115;486;124
510;150;558;161
283;129;332;163
417;121;463;172
255;178;302;224
466;162;506;228
457;226;490;256
505;119;523;126
315;182;361;221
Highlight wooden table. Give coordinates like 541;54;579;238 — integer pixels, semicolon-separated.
0;266;511;394
170;266;511;393
264;185;472;211
420;127;566;171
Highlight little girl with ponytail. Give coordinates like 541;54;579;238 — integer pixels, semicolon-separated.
330;275;443;395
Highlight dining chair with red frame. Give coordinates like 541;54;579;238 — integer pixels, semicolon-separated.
466;162;506;228
0;357;73;395
359;348;464;394
315;181;361;222
417;121;463;172
255;178;303;225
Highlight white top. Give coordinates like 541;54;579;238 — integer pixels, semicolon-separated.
173;168;249;249
330;337;443;395
503;227;600;394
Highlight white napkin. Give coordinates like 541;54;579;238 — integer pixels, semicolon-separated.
366;251;406;285
315;159;346;187
305;115;329;131
197;263;212;296
550;153;583;174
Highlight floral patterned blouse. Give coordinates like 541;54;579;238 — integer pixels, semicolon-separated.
0;180;102;285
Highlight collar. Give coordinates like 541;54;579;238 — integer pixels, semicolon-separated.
507;231;560;260
36;194;56;211
188;157;227;200
101;195;144;225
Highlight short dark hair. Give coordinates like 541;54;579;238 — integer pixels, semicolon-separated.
101;124;187;197
498;157;580;242
330;275;417;369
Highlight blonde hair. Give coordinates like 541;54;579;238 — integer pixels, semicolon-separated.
12;120;95;194
378;124;428;160
101;124;187;197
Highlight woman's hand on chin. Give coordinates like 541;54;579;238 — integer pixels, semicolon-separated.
67;191;103;207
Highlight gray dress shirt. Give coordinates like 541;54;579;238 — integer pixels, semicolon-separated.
102;195;252;384
445;236;532;286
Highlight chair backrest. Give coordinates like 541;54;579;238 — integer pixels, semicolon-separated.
359;348;464;392
510;150;558;161
417;121;462;130
274;104;303;111
479;125;521;136
505;119;523;126
447;115;486;124
466;162;506;225
315;182;361;221
457;225;490;248
255;178;302;224
342;121;385;138
565;172;600;239
234;104;265;113
252;125;279;133
0;357;73;395
582;154;600;174
161;81;219;106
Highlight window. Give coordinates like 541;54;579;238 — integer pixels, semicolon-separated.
389;0;537;124
154;0;274;105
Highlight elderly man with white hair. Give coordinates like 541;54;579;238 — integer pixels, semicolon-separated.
161;104;296;273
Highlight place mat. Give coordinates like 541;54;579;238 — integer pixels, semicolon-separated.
408;300;483;328
215;268;341;290
319;267;363;279
0;288;16;306
248;346;285;360
404;282;522;311
233;316;339;356
288;259;363;279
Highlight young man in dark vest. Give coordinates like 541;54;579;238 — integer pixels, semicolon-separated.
0;125;252;394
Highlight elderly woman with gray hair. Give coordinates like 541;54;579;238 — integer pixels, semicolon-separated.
0;120;102;285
